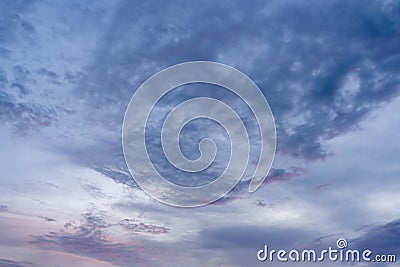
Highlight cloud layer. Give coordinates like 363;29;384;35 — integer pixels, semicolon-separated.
0;0;399;266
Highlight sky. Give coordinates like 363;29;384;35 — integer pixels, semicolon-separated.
0;0;399;266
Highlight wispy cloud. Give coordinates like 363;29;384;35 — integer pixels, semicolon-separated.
0;259;35;267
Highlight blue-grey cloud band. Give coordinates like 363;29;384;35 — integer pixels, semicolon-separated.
122;62;276;207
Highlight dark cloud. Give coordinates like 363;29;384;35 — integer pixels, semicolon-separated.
352;218;400;257
94;165;136;187
68;0;400;164
1;0;398;192
14;0;392;197
0;259;35;267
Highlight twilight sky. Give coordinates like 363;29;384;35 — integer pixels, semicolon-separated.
0;0;399;266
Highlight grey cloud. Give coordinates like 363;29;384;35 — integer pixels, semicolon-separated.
2;0;398;192
117;219;170;234
81;206;111;229
82;184;110;199
352;218;400;257
299;220;400;266
0;87;57;133
94;164;136;187
0;259;35;267
80;206;170;235
57;1;400;191
0;0;398;156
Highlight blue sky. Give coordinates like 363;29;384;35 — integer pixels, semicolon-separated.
0;0;399;266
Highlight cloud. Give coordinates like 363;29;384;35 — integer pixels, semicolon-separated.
314;183;331;192
93;164;136;187
0;65;57;134
1;1;400;266
211;167;305;205
0;204;8;212
352;218;400;256
254;200;274;208
117;219;170;234
264;167;306;184
30;207;171;267
1;0;399;190
0;259;35;267
65;0;400;164
30;227;139;267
